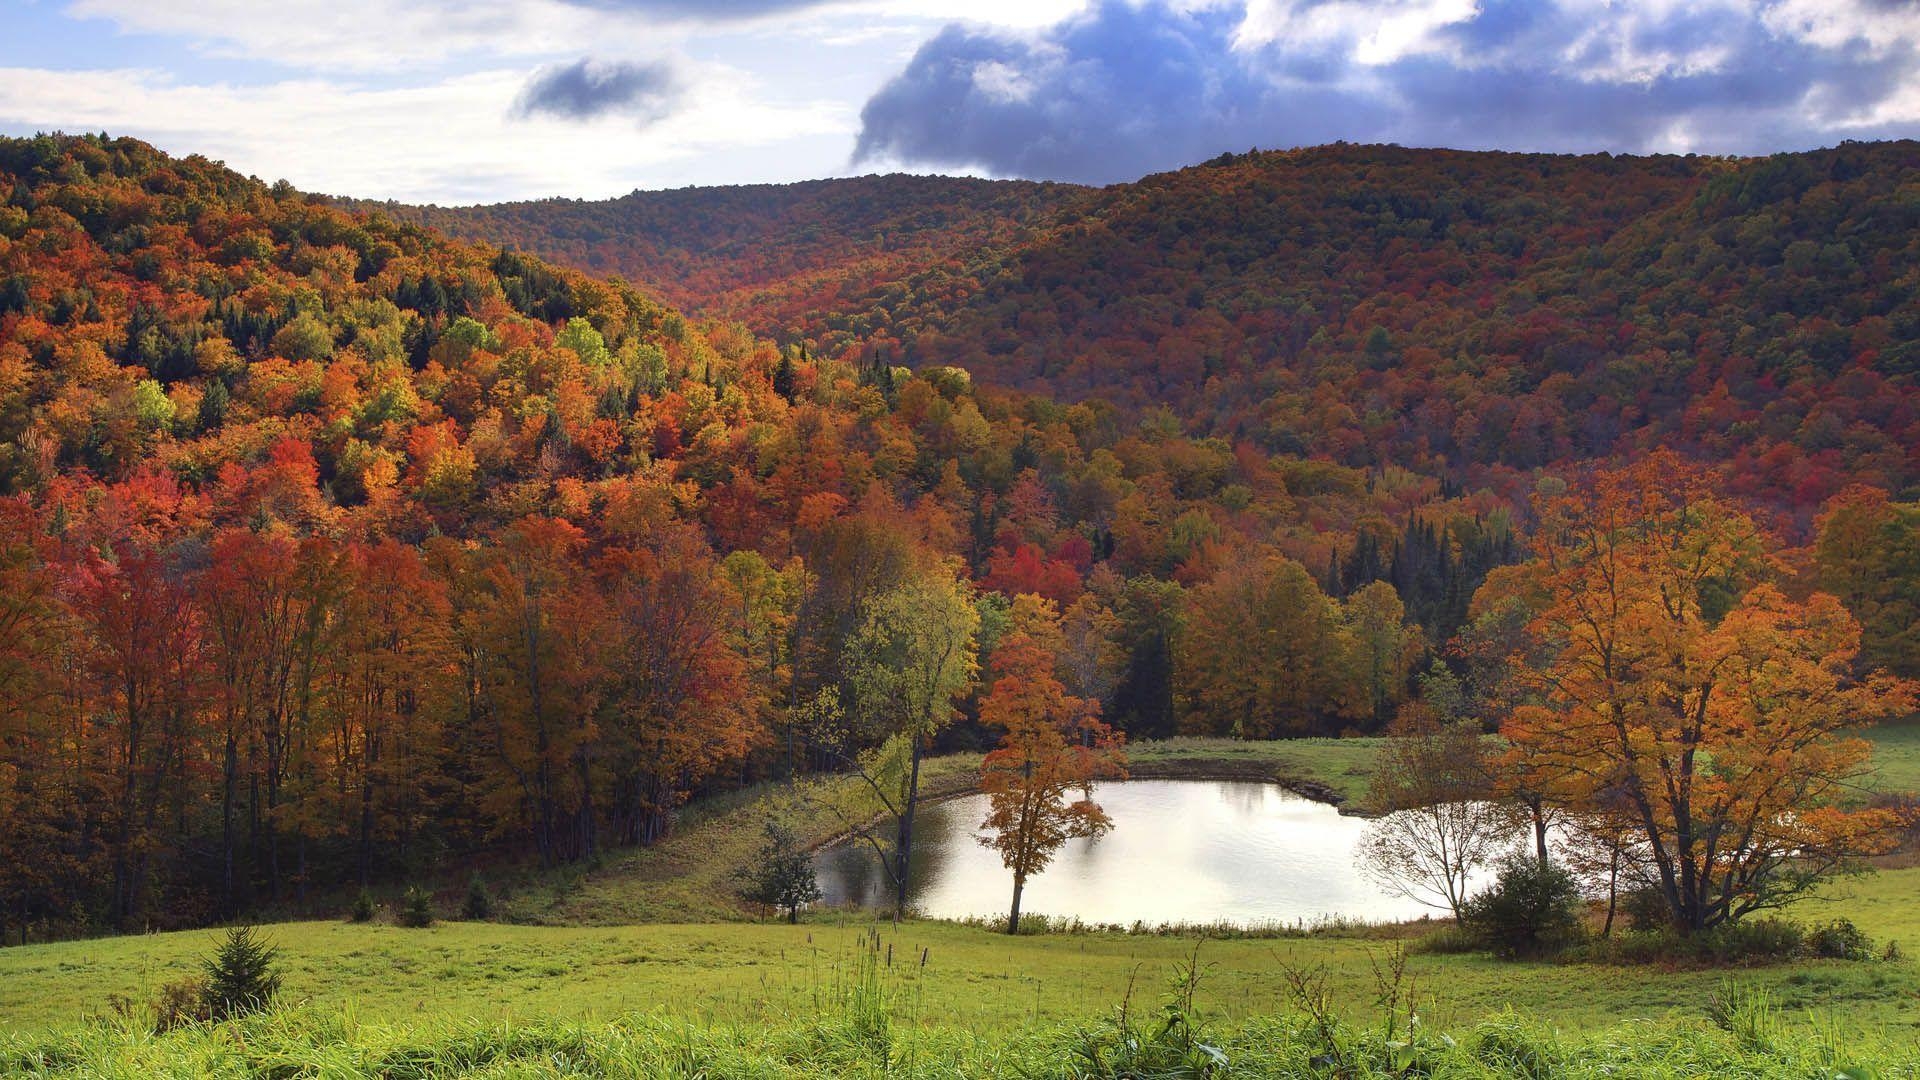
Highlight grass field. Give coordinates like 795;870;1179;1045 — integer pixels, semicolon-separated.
5;863;1920;1037
1866;721;1920;799
2;896;1918;1076
4;728;1918;1076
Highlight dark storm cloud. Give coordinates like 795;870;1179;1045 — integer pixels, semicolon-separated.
513;58;682;123
854;3;1386;184
853;0;1920;184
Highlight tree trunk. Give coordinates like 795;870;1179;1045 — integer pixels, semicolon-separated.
358;771;375;888
1006;874;1025;935
1602;846;1620;937
222;732;237;910
894;734;924;915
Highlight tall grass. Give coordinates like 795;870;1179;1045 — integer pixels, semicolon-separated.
4;947;1914;1079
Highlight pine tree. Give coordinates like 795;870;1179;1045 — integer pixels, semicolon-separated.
400;885;435;928
773;349;797;403
462;873;493;920
202;926;281;1020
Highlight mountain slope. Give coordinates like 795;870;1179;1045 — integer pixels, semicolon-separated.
353;174;1090;347
4;133;1537;931
397;143;1920;516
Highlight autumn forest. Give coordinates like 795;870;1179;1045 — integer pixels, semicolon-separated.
3;129;1920;1063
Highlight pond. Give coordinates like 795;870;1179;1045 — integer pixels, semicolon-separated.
813;779;1456;927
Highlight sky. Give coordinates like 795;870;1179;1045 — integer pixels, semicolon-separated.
2;0;1917;204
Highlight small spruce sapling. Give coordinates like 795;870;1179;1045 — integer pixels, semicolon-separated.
400;885;435;928
202;926;281;1020
462;873;493;920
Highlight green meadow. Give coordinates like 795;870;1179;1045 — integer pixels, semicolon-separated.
3;730;1919;1076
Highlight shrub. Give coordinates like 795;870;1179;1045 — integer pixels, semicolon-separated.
202;926;281;1021
1460;855;1583;959
1620;886;1671;933
400;886;435;928
462;874;493;921
1696;918;1804;964
349;888;375;923
1573;916;1878;967
153;976;210;1032
1805;918;1873;961
736;819;822;924
1409;924;1480;955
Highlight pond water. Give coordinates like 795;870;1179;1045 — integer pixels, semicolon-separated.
813;779;1456;927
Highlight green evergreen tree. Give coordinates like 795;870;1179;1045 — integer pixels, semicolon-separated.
462;874;493;921
202;926;281;1020
400;885;435;928
773;349;797;402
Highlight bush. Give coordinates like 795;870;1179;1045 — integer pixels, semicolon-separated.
400;886;435;928
462;874;493;921
349;888;375;923
736;819;822;924
1572;916;1878;967
202;926;281;1021
1619;886;1671;933
153;976;210;1032
1461;855;1583;959
1696;918;1804;964
1806;918;1873;961
1409;924;1481;955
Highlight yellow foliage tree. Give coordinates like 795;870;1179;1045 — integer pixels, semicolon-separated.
1503;454;1914;933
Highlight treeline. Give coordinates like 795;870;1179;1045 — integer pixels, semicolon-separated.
0;468;1463;935
351;173;1089;344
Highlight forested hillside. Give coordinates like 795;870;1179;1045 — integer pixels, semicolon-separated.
2;133;1915;941
358;175;1088;354
398;142;1920;523
0;134;1517;935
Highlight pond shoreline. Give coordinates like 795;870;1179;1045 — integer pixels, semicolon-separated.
808;750;1357;856
811;774;1431;927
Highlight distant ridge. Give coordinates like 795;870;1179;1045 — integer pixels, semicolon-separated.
370;141;1920;515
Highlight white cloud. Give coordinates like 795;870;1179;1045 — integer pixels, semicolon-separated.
1235;0;1476;64
0;64;851;201
1764;0;1920;56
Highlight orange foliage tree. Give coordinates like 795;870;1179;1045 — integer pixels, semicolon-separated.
1502;454;1915;933
598;528;763;847
977;595;1126;934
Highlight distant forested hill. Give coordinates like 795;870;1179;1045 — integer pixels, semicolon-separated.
349;174;1091;353
382;142;1920;519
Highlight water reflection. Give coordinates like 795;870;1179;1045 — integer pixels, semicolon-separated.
812;780;1456;926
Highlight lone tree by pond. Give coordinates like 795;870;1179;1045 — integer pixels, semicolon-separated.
843;566;980;916
977;595;1127;934
1501;453;1916;934
739;818;823;923
1357;706;1511;919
